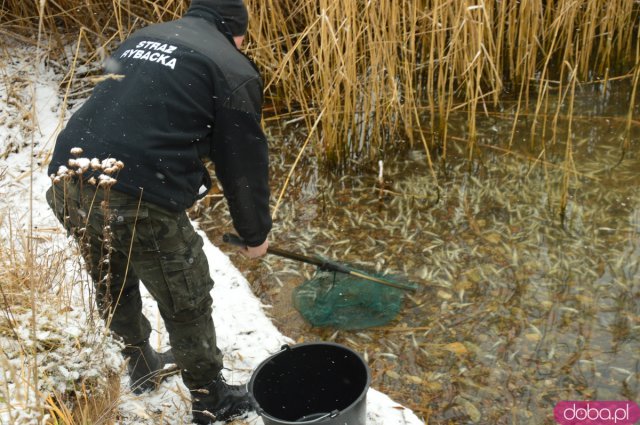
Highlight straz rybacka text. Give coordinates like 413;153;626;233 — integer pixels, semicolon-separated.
119;41;178;70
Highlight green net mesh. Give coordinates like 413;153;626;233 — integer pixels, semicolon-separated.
292;269;405;330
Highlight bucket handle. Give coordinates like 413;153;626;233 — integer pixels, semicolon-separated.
251;345;291;417
300;410;340;423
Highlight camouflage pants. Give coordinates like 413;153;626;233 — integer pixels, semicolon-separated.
46;179;223;389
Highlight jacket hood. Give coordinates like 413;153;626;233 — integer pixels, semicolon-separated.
187;0;248;36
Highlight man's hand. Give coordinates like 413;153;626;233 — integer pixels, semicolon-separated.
240;239;269;258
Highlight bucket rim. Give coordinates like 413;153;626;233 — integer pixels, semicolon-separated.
248;341;371;424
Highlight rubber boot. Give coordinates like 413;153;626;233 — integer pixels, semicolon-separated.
123;340;177;394
191;374;255;424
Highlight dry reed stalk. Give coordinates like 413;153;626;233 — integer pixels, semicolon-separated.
625;28;640;150
527;1;564;150
423;0;437;143
429;0;454;160
558;61;578;221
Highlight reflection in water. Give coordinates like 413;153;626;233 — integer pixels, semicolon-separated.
198;83;639;424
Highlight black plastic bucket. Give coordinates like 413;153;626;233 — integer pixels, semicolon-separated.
248;342;371;424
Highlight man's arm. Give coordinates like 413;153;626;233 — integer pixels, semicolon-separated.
211;78;272;248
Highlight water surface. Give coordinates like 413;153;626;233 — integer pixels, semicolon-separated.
199;81;639;424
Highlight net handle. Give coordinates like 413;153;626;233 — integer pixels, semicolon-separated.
222;233;417;292
223;233;345;270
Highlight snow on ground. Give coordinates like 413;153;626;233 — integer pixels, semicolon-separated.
0;41;424;424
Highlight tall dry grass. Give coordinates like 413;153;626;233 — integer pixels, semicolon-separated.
248;0;639;169
0;217;123;424
2;0;638;169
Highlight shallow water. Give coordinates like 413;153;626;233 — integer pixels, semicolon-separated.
198;82;639;424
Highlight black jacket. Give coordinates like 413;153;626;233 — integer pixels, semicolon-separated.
48;5;271;246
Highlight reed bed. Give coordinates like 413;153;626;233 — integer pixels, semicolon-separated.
3;0;638;169
244;0;640;169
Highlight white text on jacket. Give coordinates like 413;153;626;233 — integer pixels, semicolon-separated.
119;41;178;70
